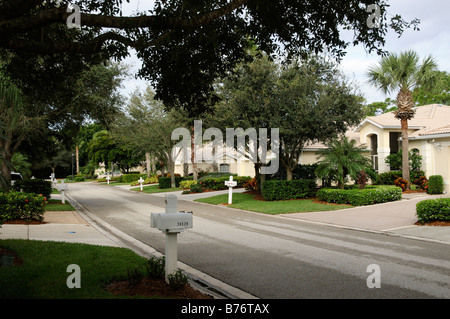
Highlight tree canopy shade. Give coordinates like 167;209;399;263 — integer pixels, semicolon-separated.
0;0;420;116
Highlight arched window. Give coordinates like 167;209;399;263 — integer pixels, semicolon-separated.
219;163;230;173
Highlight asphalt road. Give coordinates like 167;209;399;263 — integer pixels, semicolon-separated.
67;182;450;299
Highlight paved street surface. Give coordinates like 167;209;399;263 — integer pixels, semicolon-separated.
66;182;450;299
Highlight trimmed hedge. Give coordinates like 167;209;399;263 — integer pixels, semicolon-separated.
427;175;444;194
261;179;317;201
416;198;450;223
119;174;147;183
12;179;52;200
159;176;183;189
0;191;47;222
198;176;252;191
317;185;402;206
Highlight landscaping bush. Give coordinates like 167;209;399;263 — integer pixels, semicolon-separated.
198;176;252;191
244;177;258;191
376;171;402;185
317;185;402;206
74;176;85;182
158;176;183;189
145;176;159;184
179;180;197;190
189;183;203;193
427;175;444;194
394;177;408;191
416;198;450;223
119;174;147;183
261;179;317;201
12;179;52;200
0;191;47;222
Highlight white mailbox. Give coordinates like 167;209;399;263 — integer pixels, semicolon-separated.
151;211;192;233
150;194;193;283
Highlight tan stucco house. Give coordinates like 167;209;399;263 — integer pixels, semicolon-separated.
300;104;450;192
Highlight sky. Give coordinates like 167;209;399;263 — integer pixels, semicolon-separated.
118;0;450;105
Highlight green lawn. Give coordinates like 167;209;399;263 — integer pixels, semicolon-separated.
130;184;180;193
45;199;77;211
0;239;148;298
195;193;351;215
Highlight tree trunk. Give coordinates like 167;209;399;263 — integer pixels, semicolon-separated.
191;126;198;181
76;145;79;174
401;118;410;189
0;139;12;190
286;168;293;181
145;152;151;177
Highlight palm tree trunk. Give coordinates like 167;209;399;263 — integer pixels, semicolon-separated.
401;118;410;189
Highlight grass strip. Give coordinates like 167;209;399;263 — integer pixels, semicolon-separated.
195;193;351;215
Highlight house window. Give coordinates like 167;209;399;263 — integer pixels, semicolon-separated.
370;134;378;172
219;164;230;173
389;132;401;154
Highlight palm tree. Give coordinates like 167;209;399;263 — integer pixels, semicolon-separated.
366;50;439;189
315;136;371;189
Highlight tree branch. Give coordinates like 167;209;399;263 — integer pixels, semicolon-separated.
0;0;250;35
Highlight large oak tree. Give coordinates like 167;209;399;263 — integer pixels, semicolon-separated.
0;0;420;115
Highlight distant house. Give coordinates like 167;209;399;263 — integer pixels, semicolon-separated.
173;104;450;192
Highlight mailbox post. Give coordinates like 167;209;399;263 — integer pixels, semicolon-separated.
138;177;144;191
224;175;237;204
150;194;193;283
58;180;67;204
106;175;111;185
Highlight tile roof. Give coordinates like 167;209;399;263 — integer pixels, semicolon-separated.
303;104;450;150
360;104;450;137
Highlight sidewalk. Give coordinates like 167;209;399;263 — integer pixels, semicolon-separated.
0;193;122;247
280;192;450;244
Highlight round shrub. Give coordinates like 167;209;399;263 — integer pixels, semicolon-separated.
0;191;47;222
416;198;450;223
427;175;444;194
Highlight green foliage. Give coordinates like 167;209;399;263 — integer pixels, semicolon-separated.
416;198;450;223
315;136;371;189
179;180;197;190
376;171;401;185
145;256;165;279
0;191;47;222
158;176;183;189
189;183;203;193
74;176;85;182
317;186;402;206
145;176;159;184
11;179;52;200
427;175;444;194
197;176;251;191
118;174;147;184
261;180;317;201
385;150;423;171
168;270;189;291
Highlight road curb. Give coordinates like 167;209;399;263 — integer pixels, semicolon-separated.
65;192;258;299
